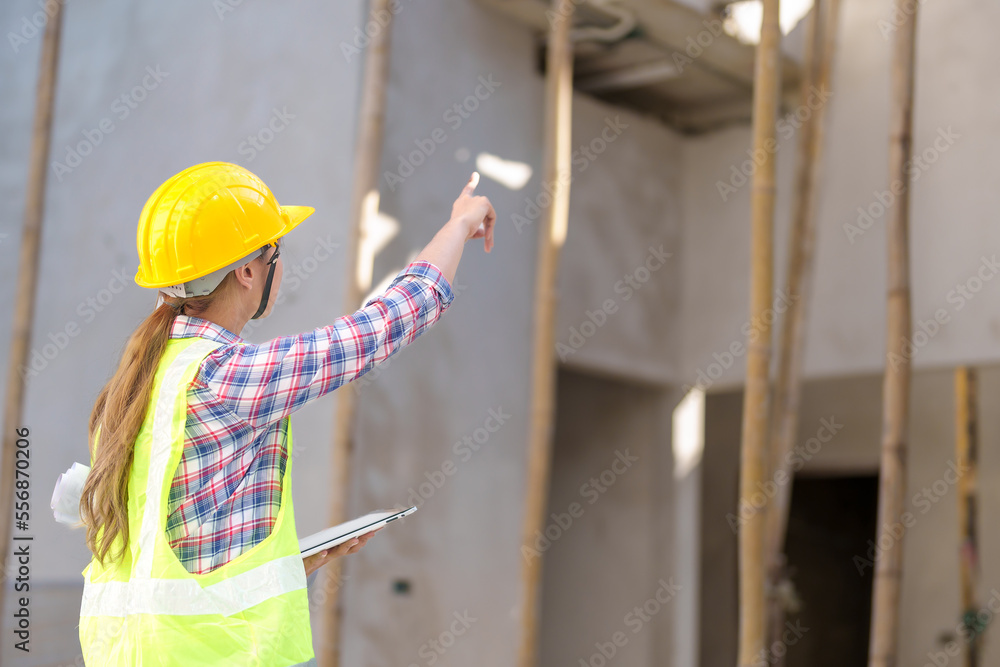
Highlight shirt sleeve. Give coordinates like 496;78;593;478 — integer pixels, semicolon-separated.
195;260;454;430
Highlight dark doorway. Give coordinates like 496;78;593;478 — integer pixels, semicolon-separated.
781;475;878;666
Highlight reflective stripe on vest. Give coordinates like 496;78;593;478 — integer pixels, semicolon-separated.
81;553;306;617
136;338;217;580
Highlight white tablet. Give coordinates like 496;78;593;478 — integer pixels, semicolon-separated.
298;507;417;558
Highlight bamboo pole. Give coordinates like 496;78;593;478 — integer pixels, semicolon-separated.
319;1;394;664
764;0;841;657
0;2;64;649
737;0;781;664
955;367;981;667
868;1;918;664
516;1;575;665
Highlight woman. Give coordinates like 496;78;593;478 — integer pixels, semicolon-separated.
76;162;495;666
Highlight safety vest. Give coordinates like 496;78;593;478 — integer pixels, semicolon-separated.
79;337;315;666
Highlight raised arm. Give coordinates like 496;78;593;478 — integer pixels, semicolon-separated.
197;261;448;429
198;173;495;430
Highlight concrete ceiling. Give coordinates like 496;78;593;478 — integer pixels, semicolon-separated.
471;0;802;134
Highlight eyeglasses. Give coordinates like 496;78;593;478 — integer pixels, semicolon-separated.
266;242;281;266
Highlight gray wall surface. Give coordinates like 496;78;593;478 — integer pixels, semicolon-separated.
342;1;685;664
342;1;541;664
555;93;682;385
680;0;1000;391
539;369;675;667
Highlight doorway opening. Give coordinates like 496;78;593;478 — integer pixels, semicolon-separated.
780;475;878;666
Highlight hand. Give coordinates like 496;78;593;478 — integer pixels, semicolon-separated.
449;172;496;253
413;172;497;285
302;530;378;577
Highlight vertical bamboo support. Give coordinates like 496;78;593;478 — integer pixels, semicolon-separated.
955;367;980;667
738;0;781;665
516;1;575;665
319;1;394;664
0;2;64;647
764;0;841;657
868;1;918;665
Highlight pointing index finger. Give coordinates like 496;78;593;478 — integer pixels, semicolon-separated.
463;171;480;196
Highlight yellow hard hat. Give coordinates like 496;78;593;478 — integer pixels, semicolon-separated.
134;162;314;294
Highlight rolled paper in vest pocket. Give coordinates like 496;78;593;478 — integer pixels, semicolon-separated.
51;463;91;528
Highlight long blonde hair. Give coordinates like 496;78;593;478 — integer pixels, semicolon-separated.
80;272;239;565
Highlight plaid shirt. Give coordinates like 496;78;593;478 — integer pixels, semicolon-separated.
164;260;454;574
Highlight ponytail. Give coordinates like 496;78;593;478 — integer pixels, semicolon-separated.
80;271;238;565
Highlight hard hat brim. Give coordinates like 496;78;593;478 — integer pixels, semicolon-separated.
280;205;315;233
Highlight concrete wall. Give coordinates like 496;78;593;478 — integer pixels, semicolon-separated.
555;95;683;384
701;367;1000;667
538;369;676;667
343;1;687;664
679;0;1000;391
341;1;540;664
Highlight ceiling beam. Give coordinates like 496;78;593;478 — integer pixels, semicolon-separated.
576;59;681;92
471;0;800;92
